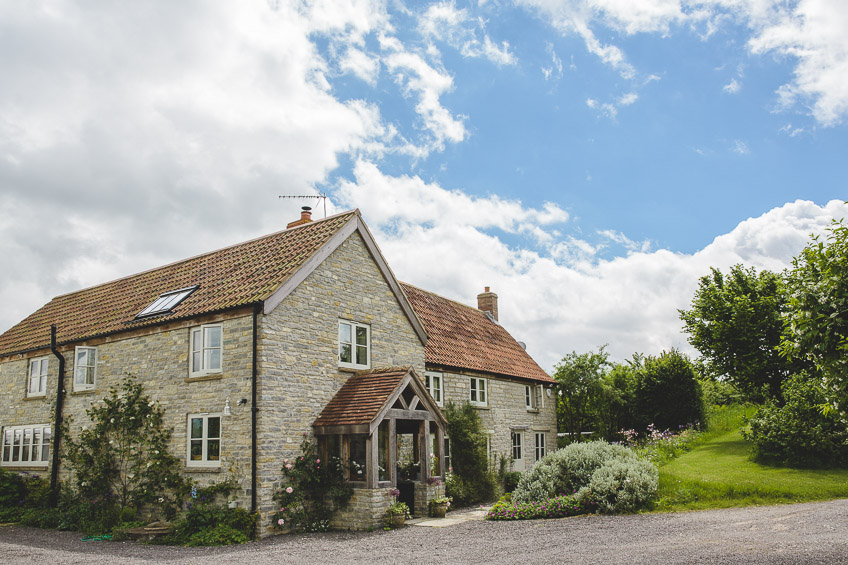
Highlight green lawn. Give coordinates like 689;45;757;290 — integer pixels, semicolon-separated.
655;419;848;512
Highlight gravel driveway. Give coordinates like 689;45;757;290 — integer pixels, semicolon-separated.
2;499;847;564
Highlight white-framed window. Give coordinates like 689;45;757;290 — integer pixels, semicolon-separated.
74;347;97;391
187;414;221;467
469;377;487;407
535;432;547;461
425;372;443;406
338;320;370;369
524;385;536;410
1;425;51;467
511;430;523;462
190;324;222;377
27;357;48;397
444;437;452;473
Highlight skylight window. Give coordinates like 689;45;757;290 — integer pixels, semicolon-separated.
136;286;198;319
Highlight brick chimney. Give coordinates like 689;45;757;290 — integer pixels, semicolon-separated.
287;206;313;229
477;286;498;321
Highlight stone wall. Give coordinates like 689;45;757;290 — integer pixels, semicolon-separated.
436;369;557;471
255;230;427;533
329;487;395;531
414;481;446;517
0;310;255;503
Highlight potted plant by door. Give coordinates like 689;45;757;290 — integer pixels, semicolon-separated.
387;500;410;528
428;496;452;518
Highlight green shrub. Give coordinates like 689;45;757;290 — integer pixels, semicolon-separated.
502;472;522;494
742;374;848;467
186;523;250;546
20;507;62;529
579;458;658;513
633;350;703;432
513;441;658;513
443;402;497;506
486;492;595;520
171;503;257;544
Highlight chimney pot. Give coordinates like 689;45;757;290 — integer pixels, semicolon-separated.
477;287;499;322
287;206;314;229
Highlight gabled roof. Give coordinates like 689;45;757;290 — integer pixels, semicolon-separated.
313;367;445;434
0;210;427;356
400;283;554;384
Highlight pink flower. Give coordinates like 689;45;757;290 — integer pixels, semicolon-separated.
446;501;451;507
286;486;293;494
285;463;292;470
316;459;321;464
278;518;285;526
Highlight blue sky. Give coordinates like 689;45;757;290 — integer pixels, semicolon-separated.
1;1;846;370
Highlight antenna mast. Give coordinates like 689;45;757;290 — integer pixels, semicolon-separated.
278;194;328;218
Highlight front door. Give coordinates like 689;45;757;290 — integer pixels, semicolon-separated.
511;430;525;472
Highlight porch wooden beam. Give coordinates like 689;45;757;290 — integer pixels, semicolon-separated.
408;396;420;411
436;424;445;477
385;408;431;421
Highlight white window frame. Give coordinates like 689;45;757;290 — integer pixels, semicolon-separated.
338;320;370;370
425;372;443;406
186;413;222;468
74;346;97;391
469;377;488;407
189;324;223;377
444;437;452;473
525;385;537;410
27;357;48;397
512;430;523;462
535;432;547;461
1;424;51;467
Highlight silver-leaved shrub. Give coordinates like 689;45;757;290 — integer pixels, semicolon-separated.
512;440;657;514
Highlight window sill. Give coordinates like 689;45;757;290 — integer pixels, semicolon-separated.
470;404;489;410
0;464;49;470
185;374;223;383
23;395;46;401
184;465;222;473
338;366;370;373
71;389;96;395
525;408;539;413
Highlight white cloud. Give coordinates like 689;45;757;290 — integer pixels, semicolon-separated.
339;47;381;85
418;1;517;66
731;139;750;154
515;0;848;126
542;42;564;81
723;78;741;93
334;164;848;371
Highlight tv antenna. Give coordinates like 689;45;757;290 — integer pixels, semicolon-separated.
278;193;328;218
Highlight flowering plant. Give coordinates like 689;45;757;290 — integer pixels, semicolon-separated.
272;435;352;532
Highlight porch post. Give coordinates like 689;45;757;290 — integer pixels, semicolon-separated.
389;418;397;485
436;424;445;477
366;434;377;488
419;420;430;482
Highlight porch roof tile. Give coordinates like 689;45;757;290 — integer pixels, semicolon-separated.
313;368;410;428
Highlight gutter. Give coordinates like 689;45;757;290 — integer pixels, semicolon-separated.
251;303;260;514
48;324;65;506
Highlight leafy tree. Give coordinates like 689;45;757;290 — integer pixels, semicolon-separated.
781;219;848;419
62;375;186;514
596;361;637;440
443;402;497;505
632;349;703;432
680;265;799;400
743;373;848;467
554;346;611;440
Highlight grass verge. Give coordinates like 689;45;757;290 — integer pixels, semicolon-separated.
655;405;848;511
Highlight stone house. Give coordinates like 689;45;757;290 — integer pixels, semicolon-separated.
0;208;554;533
401;283;557;473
